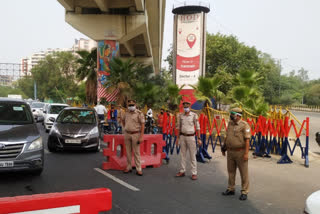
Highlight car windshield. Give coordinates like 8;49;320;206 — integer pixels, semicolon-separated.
32;102;44;108
0;102;33;125
49;105;67;114
57;110;96;124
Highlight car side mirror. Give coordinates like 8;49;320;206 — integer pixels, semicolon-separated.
49;117;55;122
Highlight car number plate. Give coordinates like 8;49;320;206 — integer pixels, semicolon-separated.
65;139;82;144
0;161;14;168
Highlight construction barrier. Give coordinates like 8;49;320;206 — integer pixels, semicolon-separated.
160;109;310;167
0;188;112;214
248;116;310;167
161;112;180;163
102;134;166;170
198;112;310;167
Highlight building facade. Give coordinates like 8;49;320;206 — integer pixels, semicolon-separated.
20;38;96;76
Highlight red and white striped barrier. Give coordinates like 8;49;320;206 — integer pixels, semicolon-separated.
0;188;112;214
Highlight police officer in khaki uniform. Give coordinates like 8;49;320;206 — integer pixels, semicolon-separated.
175;101;201;180
121;100;145;176
221;107;251;200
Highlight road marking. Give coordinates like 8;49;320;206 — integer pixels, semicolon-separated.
94;168;140;192
11;205;80;214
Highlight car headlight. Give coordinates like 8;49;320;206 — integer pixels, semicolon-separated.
28;137;43;151
88;127;99;137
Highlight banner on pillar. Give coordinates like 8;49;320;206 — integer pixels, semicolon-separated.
97;40;120;102
175;13;203;89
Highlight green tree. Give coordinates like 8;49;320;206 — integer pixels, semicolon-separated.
304;83;320;105
165;83;185;111
191;76;224;108
0;85;27;98
206;33;261;77
76;48;97;104
15;76;34;98
31;51;79;102
106;58;138;106
230;69;269;116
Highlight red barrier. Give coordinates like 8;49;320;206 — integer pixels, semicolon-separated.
0;188;112;214
102;134;166;170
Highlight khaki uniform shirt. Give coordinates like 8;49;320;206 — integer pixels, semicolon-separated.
176;112;200;135
121;109;145;132
225;120;251;149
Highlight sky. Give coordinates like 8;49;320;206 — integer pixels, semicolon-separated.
1;0;319;80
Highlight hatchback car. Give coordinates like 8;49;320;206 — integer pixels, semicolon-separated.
0;98;44;175
43;103;69;132
47;107;101;152
31;102;45;122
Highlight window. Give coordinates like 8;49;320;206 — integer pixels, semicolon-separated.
0;102;33;125
57;110;96;124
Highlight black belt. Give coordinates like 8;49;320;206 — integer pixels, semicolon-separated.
228;147;245;151
180;133;195;136
126;131;140;134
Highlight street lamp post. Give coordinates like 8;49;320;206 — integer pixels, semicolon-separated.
278;58;288;99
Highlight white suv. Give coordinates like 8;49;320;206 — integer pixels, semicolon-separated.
44;103;69;132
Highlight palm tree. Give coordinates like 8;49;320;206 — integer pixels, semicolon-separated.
105;58;138;106
166;82;185;111
231;68;269;116
133;82;162;108
76;48;97;104
191;76;224;109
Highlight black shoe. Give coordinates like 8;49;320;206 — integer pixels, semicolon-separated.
239;194;247;201
123;169;132;174
136;171;143;176
222;189;235;196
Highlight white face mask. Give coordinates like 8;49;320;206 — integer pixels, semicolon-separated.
184;107;190;113
128;106;136;112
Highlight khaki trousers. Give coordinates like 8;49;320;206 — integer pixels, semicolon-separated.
179;135;197;175
124;133;141;172
227;150;249;194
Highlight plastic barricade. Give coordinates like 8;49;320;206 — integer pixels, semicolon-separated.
102;134;166;170
0;188;112;214
198;113;310;167
197;114;212;163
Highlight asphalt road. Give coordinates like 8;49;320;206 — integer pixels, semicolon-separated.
0;122;320;214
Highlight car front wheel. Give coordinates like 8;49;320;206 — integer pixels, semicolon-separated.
48;141;57;153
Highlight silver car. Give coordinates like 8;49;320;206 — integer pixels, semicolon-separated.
0;98;44;175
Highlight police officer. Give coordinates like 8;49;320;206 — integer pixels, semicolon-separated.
175;101;201;180
121;100;145;176
221;107;251;200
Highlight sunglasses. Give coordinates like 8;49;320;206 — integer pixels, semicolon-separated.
128;104;135;107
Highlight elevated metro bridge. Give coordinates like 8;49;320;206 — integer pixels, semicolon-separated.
57;0;166;74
